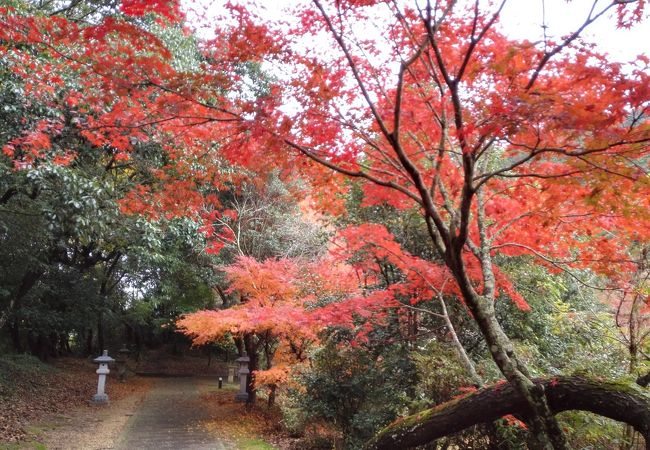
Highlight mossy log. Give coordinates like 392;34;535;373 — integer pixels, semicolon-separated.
366;376;650;450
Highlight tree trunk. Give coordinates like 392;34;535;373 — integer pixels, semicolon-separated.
134;327;142;361
49;332;59;357
85;328;93;356
95;253;119;354
367;376;650;450
36;333;48;360
268;385;277;408
624;334;640;449
58;332;70;355
9;320;22;352
214;284;229;308
0;269;42;331
623;283;648;450
27;330;37;355
97;311;105;353
243;333;258;405
263;333;277;408
125;324;133;349
438;293;482;387
234;336;243;357
452;259;567;449
429;159;567;449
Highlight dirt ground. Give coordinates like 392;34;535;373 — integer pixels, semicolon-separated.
38;376;152;450
0;356;151;448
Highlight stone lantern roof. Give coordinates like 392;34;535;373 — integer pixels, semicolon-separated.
93;350;115;364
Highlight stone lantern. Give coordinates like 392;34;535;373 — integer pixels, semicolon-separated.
234;354;250;402
117;346;131;382
91;350;115;405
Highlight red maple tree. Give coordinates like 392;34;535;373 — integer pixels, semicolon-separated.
185;1;650;447
3;0;650;446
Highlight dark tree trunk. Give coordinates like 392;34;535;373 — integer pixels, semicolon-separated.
48;332;59;357
27;330;38;355
58;332;70;355
0;269;43;331
1;187;18;204
9;320;22;352
85;328;93;356
134;327;142;361
367;376;650;450
243;333;258;405
97;311;104;353
451;262;566;450
234;336;243;356
36;333;48;360
263;333;277;408
94;252;119;355
215;284;229;308
125;323;134;349
268;385;277;408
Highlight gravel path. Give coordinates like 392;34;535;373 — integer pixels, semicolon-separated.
116;377;231;450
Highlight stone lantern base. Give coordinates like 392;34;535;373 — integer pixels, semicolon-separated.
234;392;249;402
91;393;109;405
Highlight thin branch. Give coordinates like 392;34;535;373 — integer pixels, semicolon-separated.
525;0;619;90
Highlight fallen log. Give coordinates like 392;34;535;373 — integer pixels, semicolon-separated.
366;376;650;450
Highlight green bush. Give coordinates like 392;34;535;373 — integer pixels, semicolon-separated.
292;334;417;449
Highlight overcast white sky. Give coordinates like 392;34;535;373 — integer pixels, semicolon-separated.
187;0;648;63
500;0;649;62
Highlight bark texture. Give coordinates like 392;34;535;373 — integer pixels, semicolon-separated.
366;376;650;450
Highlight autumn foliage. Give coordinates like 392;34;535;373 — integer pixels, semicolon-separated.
2;0;650;446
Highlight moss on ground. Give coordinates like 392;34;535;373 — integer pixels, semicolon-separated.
0;440;47;450
0;354;55;387
237;438;277;449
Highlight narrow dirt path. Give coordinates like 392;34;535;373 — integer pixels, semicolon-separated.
115;377;232;450
38;376;235;450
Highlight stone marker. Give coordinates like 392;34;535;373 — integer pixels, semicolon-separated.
91;350;115;405
234;355;250;402
227;365;236;384
117;346;131;382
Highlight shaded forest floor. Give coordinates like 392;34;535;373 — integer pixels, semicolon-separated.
0;355;152;446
